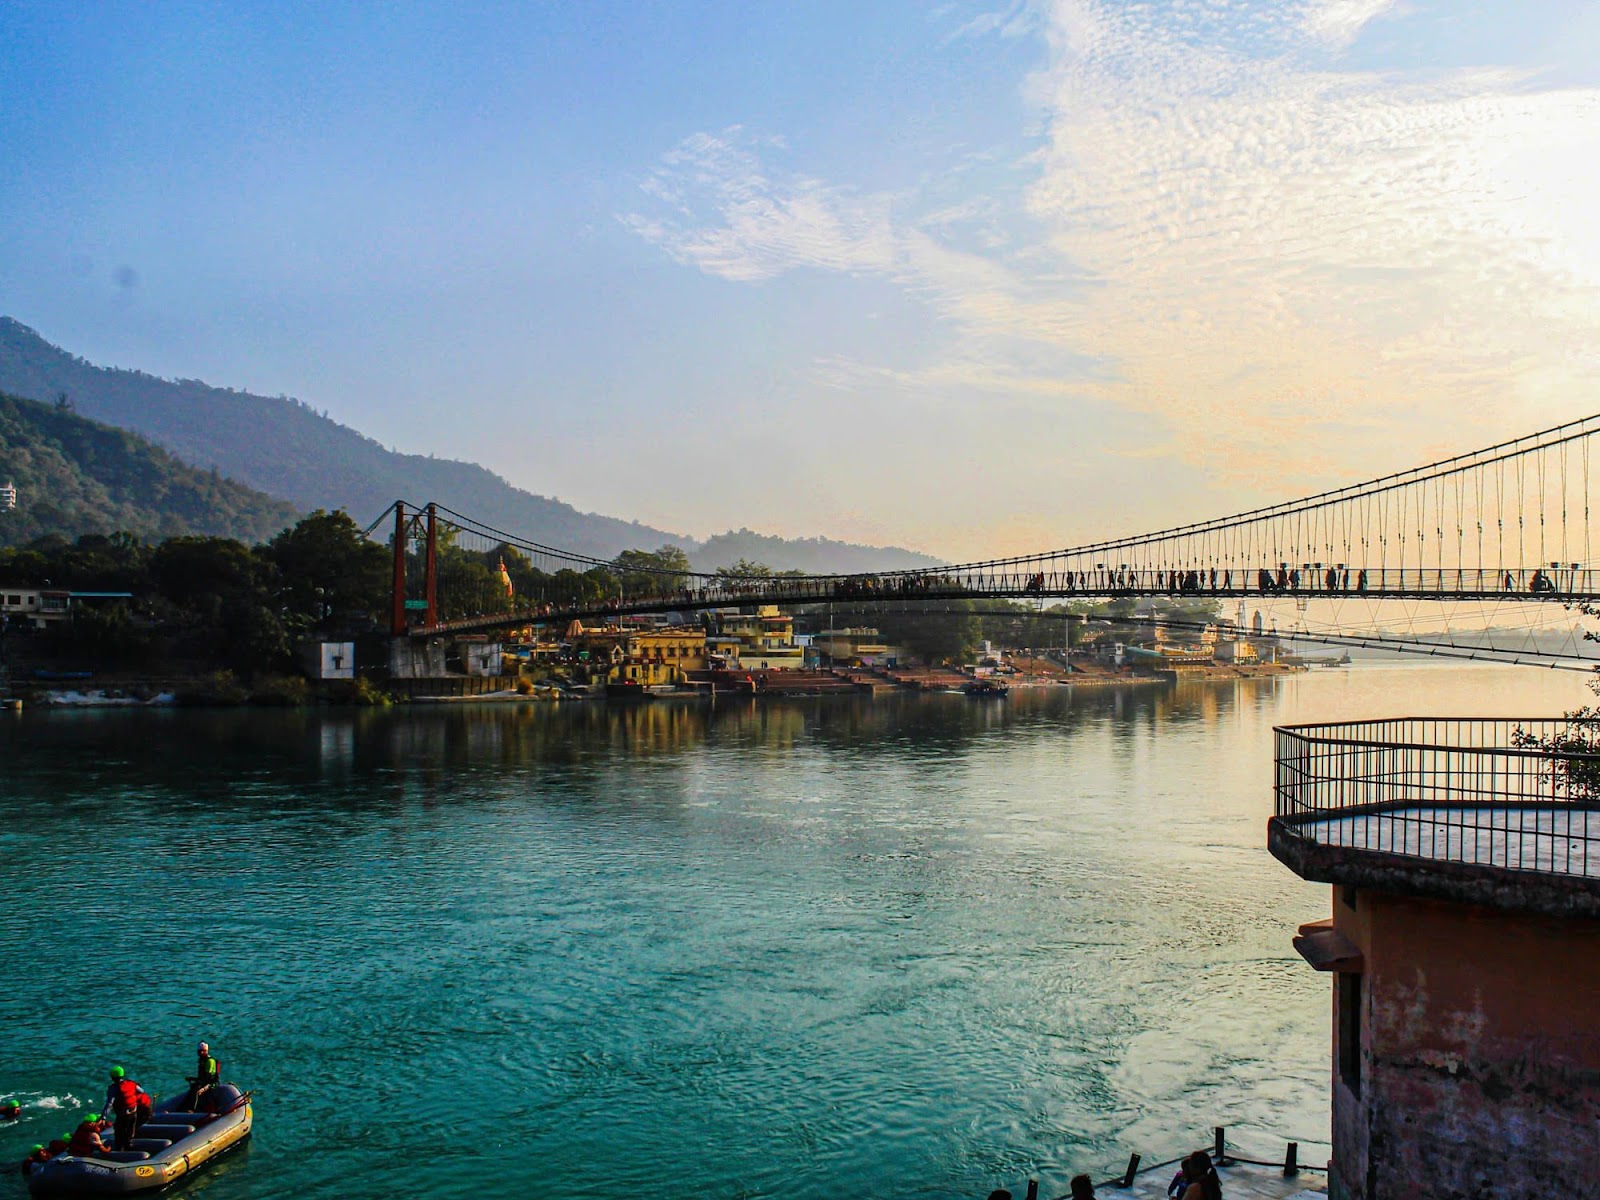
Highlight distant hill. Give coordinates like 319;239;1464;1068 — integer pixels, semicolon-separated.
0;318;946;570
694;528;941;574
0;391;301;547
0;318;690;559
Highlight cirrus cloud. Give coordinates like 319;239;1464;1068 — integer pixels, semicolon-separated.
624;1;1600;522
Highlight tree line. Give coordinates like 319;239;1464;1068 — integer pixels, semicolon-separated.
2;511;1226;676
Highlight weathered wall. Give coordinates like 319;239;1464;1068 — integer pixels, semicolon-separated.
386;637;446;679
1332;889;1600;1199
1329;887;1370;1200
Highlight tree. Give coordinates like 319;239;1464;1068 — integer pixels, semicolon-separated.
872;601;983;665
715;558;772;579
1512;600;1600;797
150;537;263;609
148;536;290;674
263;509;390;628
613;544;691;596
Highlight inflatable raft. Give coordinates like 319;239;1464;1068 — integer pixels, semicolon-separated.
27;1085;252;1196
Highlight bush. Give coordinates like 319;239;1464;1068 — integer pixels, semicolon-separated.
174;670;249;707
250;675;310;707
325;677;392;707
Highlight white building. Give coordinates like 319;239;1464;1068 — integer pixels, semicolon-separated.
1;587;70;629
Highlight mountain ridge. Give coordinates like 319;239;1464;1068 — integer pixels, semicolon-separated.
0;318;943;571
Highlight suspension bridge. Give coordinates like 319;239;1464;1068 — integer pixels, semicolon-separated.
367;411;1600;664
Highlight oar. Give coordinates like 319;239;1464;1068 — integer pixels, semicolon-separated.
216;1090;254;1117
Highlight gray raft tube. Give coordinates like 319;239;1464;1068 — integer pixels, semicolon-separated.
28;1084;252;1197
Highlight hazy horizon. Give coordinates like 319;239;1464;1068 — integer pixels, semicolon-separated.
3;1;1597;559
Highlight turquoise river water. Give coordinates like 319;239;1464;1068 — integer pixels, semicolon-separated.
0;664;1589;1199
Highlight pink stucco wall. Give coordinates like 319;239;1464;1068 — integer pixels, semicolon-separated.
1327;886;1600;1199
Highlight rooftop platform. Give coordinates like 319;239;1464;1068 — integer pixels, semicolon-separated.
1270;717;1600;916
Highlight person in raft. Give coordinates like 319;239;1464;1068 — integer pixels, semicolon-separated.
67;1114;112;1158
185;1041;221;1110
103;1066;152;1150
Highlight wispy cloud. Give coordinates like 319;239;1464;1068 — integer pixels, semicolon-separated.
1302;0;1399;50
618;129;897;282
623;1;1600;520
1027;0;1600;472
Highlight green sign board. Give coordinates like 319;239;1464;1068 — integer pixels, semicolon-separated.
404;600;429;611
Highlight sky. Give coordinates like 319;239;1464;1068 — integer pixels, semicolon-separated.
2;0;1598;561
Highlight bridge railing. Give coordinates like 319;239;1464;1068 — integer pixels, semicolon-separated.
421;562;1600;633
664;565;1596;605
1273;718;1600;878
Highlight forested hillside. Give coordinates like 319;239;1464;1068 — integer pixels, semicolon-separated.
0;318;687;558
0;391;301;547
0;318;945;569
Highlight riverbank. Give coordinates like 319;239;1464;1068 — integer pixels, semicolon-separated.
3;656;1309;709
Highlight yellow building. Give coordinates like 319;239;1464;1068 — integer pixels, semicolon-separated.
565;624;708;686
609;658;681;686
632;627;709;671
715;605;803;668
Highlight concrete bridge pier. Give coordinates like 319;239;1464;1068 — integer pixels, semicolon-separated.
388;636;447;679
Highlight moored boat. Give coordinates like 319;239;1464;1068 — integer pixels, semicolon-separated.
27;1085;252;1196
963;679;1010;698
604;679;683;699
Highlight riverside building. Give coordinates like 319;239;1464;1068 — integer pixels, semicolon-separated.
1270;717;1600;1199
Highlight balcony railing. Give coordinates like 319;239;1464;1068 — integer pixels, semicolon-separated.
1274;718;1600;879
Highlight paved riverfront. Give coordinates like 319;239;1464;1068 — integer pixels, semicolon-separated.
0;665;1587;1199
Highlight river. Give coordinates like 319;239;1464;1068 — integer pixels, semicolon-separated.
0;664;1589;1199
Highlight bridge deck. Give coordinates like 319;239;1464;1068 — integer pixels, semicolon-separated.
419;582;1596;636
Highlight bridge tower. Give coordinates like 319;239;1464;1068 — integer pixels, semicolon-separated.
424;502;438;628
390;502;407;637
389;502;440;636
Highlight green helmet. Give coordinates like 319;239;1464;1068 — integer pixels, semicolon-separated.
31;1145;43;1153
84;1113;100;1123
109;1066;125;1080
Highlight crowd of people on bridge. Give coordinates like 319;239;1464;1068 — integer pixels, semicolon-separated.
472;558;1581;624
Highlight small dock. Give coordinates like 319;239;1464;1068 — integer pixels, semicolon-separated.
1115;1160;1326;1199
997;1135;1328;1200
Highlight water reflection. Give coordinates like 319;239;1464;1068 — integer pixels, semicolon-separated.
2;680;1299;820
3;667;1587;1200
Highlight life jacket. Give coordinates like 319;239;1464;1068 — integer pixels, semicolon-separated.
196;1054;219;1085
109;1078;145;1114
67;1123;106;1156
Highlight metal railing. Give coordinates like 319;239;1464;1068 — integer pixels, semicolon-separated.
1274;718;1600;878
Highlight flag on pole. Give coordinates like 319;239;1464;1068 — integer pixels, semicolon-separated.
498;557;514;597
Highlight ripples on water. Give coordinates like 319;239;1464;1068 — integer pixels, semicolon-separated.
0;665;1588;1198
